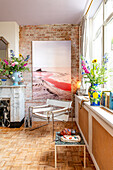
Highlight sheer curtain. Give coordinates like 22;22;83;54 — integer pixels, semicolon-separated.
79;15;90;95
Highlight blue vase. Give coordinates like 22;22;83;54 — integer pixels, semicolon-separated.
88;84;102;106
18;72;24;85
1;79;7;85
11;71;21;86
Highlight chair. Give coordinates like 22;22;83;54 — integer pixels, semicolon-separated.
28;99;73;140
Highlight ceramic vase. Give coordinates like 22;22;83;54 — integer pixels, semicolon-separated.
11;71;21;86
18;72;24;85
88;84;102;106
1;79;7;85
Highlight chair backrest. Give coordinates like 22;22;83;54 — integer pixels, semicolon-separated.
46;99;72;108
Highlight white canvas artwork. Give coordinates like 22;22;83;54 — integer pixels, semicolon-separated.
32;41;71;100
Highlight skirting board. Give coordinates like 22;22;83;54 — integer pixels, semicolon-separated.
10;118;24;128
33;117;75;122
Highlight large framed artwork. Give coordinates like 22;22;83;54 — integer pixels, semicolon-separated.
32;41;71;100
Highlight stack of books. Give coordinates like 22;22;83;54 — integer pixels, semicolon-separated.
101;92;113;110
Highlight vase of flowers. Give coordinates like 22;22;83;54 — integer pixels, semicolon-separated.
81;55;108;106
0;50;30;85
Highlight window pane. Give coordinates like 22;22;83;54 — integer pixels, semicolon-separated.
93;4;103;37
104;19;113;89
92;3;103;64
92;28;103;64
104;0;113;21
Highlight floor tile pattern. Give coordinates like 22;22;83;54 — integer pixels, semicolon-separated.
0;122;96;170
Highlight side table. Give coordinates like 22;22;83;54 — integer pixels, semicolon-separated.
55;132;86;168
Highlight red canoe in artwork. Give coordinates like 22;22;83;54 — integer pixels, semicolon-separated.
33;72;71;92
43;77;71;91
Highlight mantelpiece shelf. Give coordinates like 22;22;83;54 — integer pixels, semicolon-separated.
0;85;26;88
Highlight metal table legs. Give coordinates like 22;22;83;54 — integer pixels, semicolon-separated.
55;145;86;168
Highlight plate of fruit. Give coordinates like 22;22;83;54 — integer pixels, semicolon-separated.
61;135;81;143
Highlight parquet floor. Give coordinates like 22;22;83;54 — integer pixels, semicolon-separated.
0;121;96;170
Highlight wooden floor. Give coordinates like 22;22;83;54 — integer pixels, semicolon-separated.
0;121;96;170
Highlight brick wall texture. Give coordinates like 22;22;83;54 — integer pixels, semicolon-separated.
19;24;80;115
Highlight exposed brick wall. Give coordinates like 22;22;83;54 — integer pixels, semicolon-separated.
19;24;80;115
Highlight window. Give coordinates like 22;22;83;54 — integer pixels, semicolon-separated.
80;0;113;92
92;3;103;64
104;0;113;20
104;0;113;89
89;0;113;89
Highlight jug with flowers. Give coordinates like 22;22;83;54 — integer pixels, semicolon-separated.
0;50;30;85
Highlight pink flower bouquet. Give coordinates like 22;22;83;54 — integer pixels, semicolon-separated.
0;50;30;78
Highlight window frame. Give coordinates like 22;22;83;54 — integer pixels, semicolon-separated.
90;0;113;88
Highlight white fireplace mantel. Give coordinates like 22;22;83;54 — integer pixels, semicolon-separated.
0;85;26;127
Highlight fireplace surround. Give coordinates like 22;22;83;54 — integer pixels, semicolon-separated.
0;99;10;127
0;85;25;127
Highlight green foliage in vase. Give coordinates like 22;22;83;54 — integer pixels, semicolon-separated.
81;54;108;85
0;50;30;78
